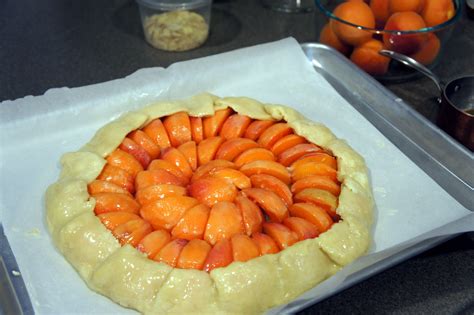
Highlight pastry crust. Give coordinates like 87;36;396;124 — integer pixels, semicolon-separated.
45;93;374;314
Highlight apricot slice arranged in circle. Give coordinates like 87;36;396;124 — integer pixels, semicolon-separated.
89;108;343;272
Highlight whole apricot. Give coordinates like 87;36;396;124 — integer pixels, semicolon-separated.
330;1;375;46
319;23;351;56
383;11;428;55
422;0;455;27
389;0;424;13
370;0;390;26
350;39;390;75
409;33;440;65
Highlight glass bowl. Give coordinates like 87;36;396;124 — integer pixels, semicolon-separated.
314;0;462;82
136;0;212;52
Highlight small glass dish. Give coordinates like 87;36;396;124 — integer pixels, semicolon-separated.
136;0;212;52
314;0;462;82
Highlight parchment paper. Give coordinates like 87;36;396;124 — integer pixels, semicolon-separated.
0;37;472;314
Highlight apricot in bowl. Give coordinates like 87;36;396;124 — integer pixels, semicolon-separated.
315;0;461;81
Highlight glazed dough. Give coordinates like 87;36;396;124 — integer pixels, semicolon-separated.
153;268;219;314
45;179;96;236
90;245;173;313
45;92;374;314
80;111;148;158
56;212;120;280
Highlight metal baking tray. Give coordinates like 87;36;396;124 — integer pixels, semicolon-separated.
0;225;33;315
0;43;472;314
302;43;473;212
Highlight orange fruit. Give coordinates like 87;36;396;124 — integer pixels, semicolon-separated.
331;1;375;46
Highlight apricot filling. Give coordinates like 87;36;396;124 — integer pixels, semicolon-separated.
88;109;342;272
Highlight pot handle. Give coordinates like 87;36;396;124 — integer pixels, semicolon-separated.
379;50;445;94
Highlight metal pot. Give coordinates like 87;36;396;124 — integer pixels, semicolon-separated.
380;50;474;151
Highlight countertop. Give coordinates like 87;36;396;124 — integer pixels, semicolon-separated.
1;0;473;314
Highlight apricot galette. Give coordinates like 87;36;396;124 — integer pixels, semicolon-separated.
46;93;373;314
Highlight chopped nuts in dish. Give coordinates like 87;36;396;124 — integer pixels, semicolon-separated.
144;10;209;51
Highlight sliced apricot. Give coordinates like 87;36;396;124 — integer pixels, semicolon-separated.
330;1;375;46
197;136;225;166
422;0;455;27
250;174;293;207
291;152;337;170
292;162;338;182
240;160;291;185
188;177;238;208
135;169;185;191
88;180;132;196
119;137;151;169
383;12;428;55
147;159;188;184
278;143;322;167
140;196;199;230
289;203;334;233
191;159;236;182
177;141;197;171
251;232;280;255
350;38;390;76
257;123;293;150
242;188;289;223
215;138;259;161
136;229;171;258
202;239;233;272
112;218;152;247
93;192;140;215
161;147;193;179
106;149;143;178
244;120;275;140
190;116;204;144
294;188;338;219
271;134;307;157
410;33;440;65
208;168;251;190
171;203;210;240
204;201;244;245
153;238;188;267
234;195;264;236
233;148;275;167
319;23;351;56
291;176;341;196
97;164;135;194
97;211;141;230
142;118;171;149
176;239;212;270
231;234;260;262
128;130;161;160
219;114;253;139
262;222;298;250
203;108;233;138
283;217;320;241
135;184;187;205
163;112;192;147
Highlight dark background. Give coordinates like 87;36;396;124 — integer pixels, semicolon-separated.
1;0;473;314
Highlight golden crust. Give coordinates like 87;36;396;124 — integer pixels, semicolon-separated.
45;93;373;314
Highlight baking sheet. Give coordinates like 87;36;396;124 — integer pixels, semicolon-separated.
0;224;33;315
0;37;472;314
302;43;473;210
